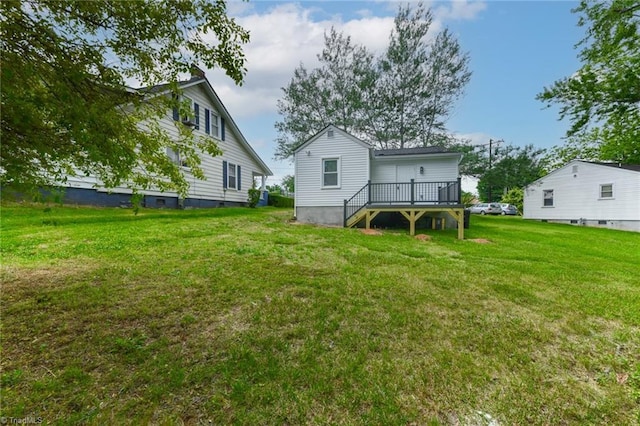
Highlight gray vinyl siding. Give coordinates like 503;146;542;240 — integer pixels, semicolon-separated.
64;82;268;203
524;161;640;222
371;156;459;183
295;130;370;208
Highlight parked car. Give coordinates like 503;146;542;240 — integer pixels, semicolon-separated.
500;203;519;215
469;202;503;215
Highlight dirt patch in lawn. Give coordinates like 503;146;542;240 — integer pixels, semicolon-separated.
360;229;383;235
1;260;98;294
415;234;432;241
469;238;492;244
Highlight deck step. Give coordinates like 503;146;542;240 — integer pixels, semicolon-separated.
346;209;367;228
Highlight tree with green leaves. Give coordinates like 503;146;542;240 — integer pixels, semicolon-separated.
281;175;295;194
477;144;546;203
274;1;471;159
1;0;249;196
378;4;471;149
538;0;640;164
274;28;376;159
500;187;524;214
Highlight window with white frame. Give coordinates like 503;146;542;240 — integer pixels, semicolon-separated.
228;162;237;189
211;112;220;138
600;183;613;198
172;95;199;129
166;147;188;167
543;189;554;207
182;96;194;123
322;158;339;187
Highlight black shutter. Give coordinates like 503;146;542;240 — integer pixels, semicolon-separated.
194;103;200;129
221;117;225;141
172;94;179;121
205;108;210;134
222;161;227;189
237;166;241;191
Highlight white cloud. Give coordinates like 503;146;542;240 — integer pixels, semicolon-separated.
202;3;397;119
201;1;486;122
434;0;487;21
452;131;493;146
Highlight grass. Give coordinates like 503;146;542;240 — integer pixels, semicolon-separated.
1;203;639;425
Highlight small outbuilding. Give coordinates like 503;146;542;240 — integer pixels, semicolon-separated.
294;125;465;238
523;160;640;232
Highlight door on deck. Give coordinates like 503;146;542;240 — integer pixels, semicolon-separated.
396;164;415;203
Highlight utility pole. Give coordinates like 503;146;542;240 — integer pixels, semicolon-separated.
476;138;503;202
488;139;494;203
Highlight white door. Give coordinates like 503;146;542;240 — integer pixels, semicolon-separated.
396;164;415;203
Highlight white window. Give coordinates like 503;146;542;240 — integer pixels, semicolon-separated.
322;158;339;188
172;95;200;130
181;96;194;122
211;112;220;138
600;184;613;198
543;189;554;207
228;163;237;189
166;147;187;167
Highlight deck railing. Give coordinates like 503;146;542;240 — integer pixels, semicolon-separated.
344;178;461;226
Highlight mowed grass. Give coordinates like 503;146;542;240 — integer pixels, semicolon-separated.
1;204;639;425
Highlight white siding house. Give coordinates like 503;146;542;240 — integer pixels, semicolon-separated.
294;125;371;225
523;160;640;232
294;125;463;231
63;69;272;208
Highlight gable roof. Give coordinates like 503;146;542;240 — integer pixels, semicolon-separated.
526;159;640;188
138;76;272;176
588;162;640;172
293;124;372;154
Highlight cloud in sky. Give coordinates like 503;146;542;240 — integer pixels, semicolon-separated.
206;1;486;120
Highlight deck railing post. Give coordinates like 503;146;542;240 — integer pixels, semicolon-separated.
410;179;415;204
367;180;371;205
457;177;462;204
343;199;348;227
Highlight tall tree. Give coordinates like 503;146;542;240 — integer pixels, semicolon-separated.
378;5;471;149
376;3;433;149
1;0;249;196
274;1;471;158
537;0;640;164
477;144;546;202
420;29;472;146
274;28;376;160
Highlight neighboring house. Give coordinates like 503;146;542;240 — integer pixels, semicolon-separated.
62;68;272;208
294;125;465;238
523;160;640;232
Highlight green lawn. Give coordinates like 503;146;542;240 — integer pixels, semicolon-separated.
1;204;639;425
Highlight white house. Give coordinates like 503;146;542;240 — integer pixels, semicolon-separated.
294;125;465;238
523;160;640;232
62;68;272;208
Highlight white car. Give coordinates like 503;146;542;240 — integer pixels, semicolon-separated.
469;202;503;215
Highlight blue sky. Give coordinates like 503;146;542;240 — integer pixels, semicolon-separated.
204;1;586;186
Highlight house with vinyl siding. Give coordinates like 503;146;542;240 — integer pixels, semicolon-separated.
523;160;640;232
61;68;272;208
294;125;466;238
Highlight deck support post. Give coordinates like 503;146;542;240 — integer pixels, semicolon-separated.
399;209;428;236
365;210;381;230
444;208;465;240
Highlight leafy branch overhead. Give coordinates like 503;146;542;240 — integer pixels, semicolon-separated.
274;1;472;159
537;0;640;164
1;0;249;196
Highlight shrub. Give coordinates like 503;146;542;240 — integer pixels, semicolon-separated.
501;187;524;214
247;188;261;208
268;193;294;208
